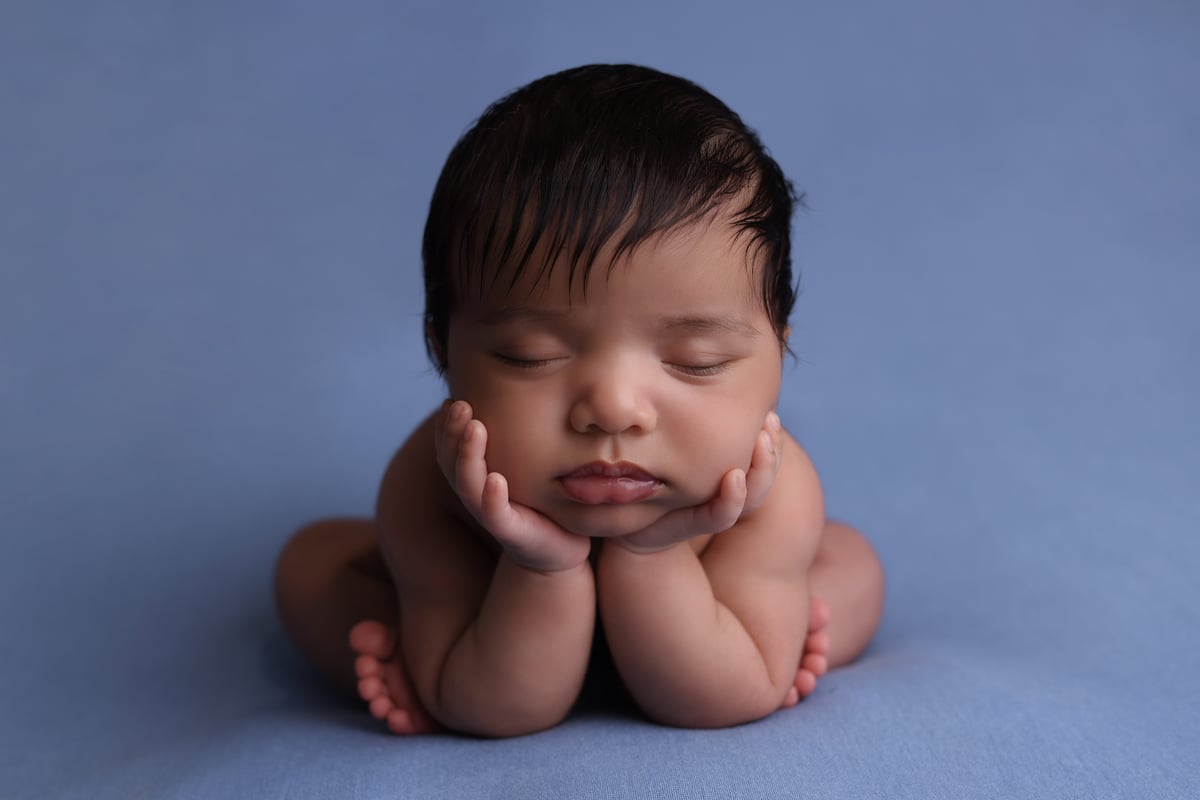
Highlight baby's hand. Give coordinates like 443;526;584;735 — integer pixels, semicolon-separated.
742;411;784;514
616;411;784;553
436;400;592;573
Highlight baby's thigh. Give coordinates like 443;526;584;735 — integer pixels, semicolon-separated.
274;518;397;692
277;519;382;585
807;520;884;666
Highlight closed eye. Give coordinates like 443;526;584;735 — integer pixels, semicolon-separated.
493;353;566;370
667;361;731;377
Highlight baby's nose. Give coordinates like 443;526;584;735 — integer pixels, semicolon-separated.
569;371;656;435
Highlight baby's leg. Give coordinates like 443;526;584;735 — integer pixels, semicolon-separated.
781;598;831;707
349;620;439;734
781;520;883;707
806;520;885;670
275;519;396;694
274;519;437;733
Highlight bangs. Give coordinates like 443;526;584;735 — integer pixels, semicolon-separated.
449;125;768;302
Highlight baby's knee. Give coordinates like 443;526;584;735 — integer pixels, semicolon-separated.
273;519;376;614
824;522;884;586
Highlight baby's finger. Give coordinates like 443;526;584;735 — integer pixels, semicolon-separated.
673;469;746;538
626;469;747;551
704;469;750;532
744;412;784;509
478;475;590;571
435;401;472;481
766;411;783;462
762;410;783;477
479;472;519;542
743;431;780;512
433;398;450;440
454;419;490;514
479;472;545;559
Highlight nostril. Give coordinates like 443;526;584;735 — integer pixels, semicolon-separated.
569;380;656;435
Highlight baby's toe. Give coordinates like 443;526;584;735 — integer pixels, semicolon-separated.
809;597;831;631
794;669;817;699
355;654;384;680
802;652;828;678
368;693;395;721
359;672;385;694
358;675;386;702
805;629;830;656
349;620;395;659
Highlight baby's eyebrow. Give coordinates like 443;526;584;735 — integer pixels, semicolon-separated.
476;306;571;326
659;314;763;338
475;307;761;338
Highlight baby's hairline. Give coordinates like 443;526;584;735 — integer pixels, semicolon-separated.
445;199;780;327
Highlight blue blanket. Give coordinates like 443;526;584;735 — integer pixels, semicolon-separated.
4;1;1197;797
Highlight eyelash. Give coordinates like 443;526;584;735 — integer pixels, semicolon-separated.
669;362;730;377
495;354;560;369
495;354;730;377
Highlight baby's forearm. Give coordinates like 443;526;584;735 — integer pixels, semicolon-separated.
436;556;595;737
597;541;788;728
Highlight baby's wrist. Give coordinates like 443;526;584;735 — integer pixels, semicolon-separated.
500;547;593;578
603;536;689;558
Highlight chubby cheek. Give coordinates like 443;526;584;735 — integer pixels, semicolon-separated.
457;389;561;502
667;413;762;502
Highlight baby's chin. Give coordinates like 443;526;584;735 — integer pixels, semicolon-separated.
541;501;677;540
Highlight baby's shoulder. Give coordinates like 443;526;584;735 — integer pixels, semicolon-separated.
376;410;497;596
768;431;825;538
375;411;465;541
777;432;822;507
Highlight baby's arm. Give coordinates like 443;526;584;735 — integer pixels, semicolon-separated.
378;409;595;738
597;433;824;728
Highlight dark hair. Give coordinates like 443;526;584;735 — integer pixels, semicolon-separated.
422;63;800;370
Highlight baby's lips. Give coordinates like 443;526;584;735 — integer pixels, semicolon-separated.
561;461;659;482
558;461;663;505
559;474;661;505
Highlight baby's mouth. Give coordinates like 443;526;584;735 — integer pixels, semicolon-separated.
558;462;663;505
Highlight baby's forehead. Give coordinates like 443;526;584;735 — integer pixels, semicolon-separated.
453;220;767;329
457;204;766;304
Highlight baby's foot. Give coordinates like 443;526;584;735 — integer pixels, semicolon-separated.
348;621;441;735
781;596;831;708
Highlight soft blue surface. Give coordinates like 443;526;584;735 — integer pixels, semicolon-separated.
3;1;1198;798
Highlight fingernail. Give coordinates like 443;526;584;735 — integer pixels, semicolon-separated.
450;401;465;421
764;431;775;454
768;412;781;431
735;471;746;491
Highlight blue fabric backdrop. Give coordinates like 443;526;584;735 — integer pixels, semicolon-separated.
3;1;1197;797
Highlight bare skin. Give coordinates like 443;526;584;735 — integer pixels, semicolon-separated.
347;594;833;734
274;214;886;736
274;417;883;735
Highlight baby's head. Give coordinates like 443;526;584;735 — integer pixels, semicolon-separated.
421;64;802;537
422;63;799;371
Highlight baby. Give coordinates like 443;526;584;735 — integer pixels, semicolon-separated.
274;63;884;737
